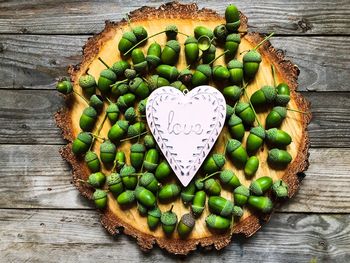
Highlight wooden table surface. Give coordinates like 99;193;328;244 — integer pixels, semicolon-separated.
1;1;350;262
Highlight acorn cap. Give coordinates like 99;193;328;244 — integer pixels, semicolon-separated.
250;181;263;195
138;98;147;113
133;26;148;40
268;148;285;163
93;189;107;200
233;205;243;217
146;55;161;66
77;132;93;144
139;172;155;186
213;154;226;168
227;59;243;69
118;190;135;203
214;24;228;40
161;211;177;226
143;135;155;148
148;207;161;218
192;204;204;215
185;36;198;45
129;77;143;91
195;179;204;190
234;185;250;197
166;40;180;53
127;122;145;137
134;186;147;197
125;68;137;79
116;120;129;131
165;25;178;36
100;69;117;81
219;170;234;184
82;106;97;118
275;95;290;106
196;64;212;78
226;33;241;43
100;140;116;153
204;178;218;190
266;128;278;141
250;126;266;139
84;151;98;163
261;85;277;103
120;165;136;177
272;180;289;198
148;75;160;90
180;213;195;228
106;103;119;114
226;104;234;118
228;114;243;126
122;31;137;43
226;139;242;153
205;214;217;226
243;50;262;63
235;102;249;114
79;75;96;88
272;106;287;118
206;44;216;54
111;60;130;75
107;173;122;186
130;143;146;153
124;107;137;121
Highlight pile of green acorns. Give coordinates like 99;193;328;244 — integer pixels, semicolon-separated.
56;4;294;237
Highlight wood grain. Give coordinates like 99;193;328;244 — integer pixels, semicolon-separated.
0;0;349;35
0;209;349;262
1;35;349;92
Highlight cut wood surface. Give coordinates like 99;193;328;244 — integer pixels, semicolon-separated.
1;34;350;92
0;0;349;35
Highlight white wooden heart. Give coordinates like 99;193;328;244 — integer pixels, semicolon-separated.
146;86;226;186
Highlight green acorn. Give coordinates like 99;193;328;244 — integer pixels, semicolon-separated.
228;114;245;141
124;107;137;123
205;214;231;230
204;179;221;196
89;94;104;111
170;80;187;92
250;85;277;107
106;103;120;124
158;184;181;202
177;213;195;238
181;182;196;204
144;134;156;149
214;24;228;42
161;40;180;65
226;139;248;167
219;170;241;189
154;160;171;181
192;64;212;87
213;65;230;81
148;74;170;91
178;68;193;85
127;122;145;138
268;149;292;166
235;102;256;126
225;34;240;58
111;82;129;97
108;120;129;143
87;172;106;188
118;31;137;55
165;25;178;39
202;44;216;64
202;154;226;174
130;143;146;170
265;106;287;129
129;77;150;99
248;196;273;213
56;79;73;95
184;36;199;64
98;69;117;94
100;140;116;164
191;190;206;217
93;189;107;209
79;75;96;97
243;50;262;79
143;148;159;171
138;98;148;114
115;151;126;171
72;132;93;155
208;196;234;218
84;151;100;173
120;165;137;190
225;4;241;32
233;185;250;206
139;172;159;193
135;186;156;208
146;42;162;67
266;128;292;147
79;106;97;131
194;26;214;39
107;173;124;196
147;207;161;230
117;190;136;206
246;126;266;154
156;65;179;81
132;26;148;41
137;202;148;216
223;85;242;103
110;60;130;77
275;83;291;106
194;178;204;190
244;156;259;178
124;68;137;79
227;59;243;85
116;93;136;109
272;179;289;198
250;176;273;195
161;207;178;236
232;205;244;217
131;48;148;73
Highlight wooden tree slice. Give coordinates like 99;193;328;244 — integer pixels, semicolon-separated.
55;2;311;255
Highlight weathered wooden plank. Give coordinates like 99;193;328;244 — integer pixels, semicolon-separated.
0;89;349;147
0;0;349;35
0;145;349;213
0;209;348;262
0;35;349;92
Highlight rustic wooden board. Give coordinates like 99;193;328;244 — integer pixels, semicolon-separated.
0;209;349;262
0;0;349;35
1;34;350;92
0;145;349;213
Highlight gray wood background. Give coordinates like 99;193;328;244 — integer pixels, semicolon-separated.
1;0;350;262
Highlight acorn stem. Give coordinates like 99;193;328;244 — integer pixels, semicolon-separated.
178;31;190;37
271;64;277;87
119;131;148;142
90;134;105;141
253;32;274;51
89;113;108;151
98;57;110;68
168;204;174;212
72;90;89;104
199;171;221;183
110;79;128;88
208;50;229;65
286;108;309;114
106;97;113;104
243;89;262;127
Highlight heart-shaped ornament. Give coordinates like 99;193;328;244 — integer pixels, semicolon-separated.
146;86;226;186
